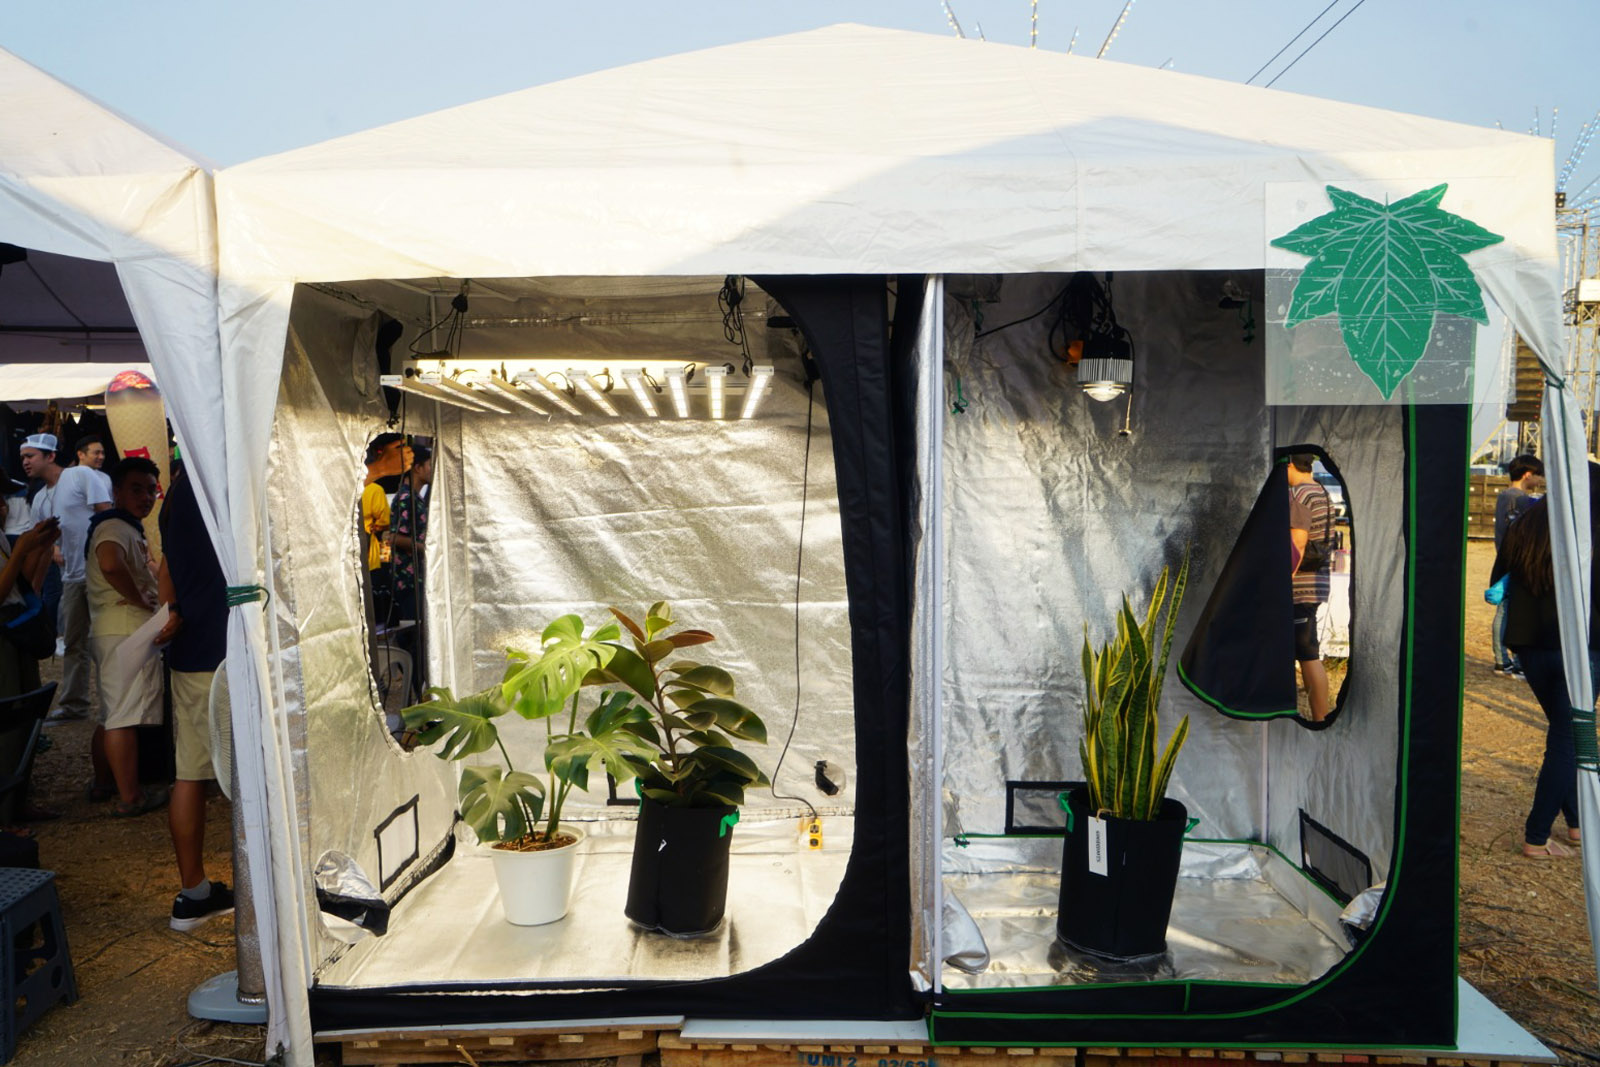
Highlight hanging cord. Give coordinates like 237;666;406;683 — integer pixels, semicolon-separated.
768;379;819;822
720;275;755;375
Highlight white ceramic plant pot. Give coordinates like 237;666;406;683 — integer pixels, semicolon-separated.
488;827;584;926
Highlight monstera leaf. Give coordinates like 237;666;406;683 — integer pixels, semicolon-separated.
1270;184;1503;399
401;686;508;761
502;614;621;719
458;765;545;844
544;690;656;790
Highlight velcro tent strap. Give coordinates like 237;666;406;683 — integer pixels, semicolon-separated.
1575;706;1598;772
225;584;270;607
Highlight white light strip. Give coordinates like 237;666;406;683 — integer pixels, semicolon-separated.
434;376;513;414
740;365;775;420
704;365;728;420
620;368;658;417
571;370;619;416
664;366;690;418
480;376;548;415
514;373;583;416
382;375;493;413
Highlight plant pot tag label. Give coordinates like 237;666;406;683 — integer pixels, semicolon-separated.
1087;816;1109;877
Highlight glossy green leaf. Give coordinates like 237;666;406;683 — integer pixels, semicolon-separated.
669;664;736;696
692;698;767;743
597;645;656;698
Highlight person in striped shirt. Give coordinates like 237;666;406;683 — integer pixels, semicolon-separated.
1288;454;1334;722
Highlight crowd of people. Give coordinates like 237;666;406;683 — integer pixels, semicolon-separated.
4;431;233;931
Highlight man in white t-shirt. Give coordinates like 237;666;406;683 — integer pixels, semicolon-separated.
20;433;111;721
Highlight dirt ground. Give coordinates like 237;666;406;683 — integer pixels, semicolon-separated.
6;538;1599;1065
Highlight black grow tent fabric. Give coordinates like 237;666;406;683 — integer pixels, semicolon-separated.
310;275;919;1030
928;405;1464;1049
1178;457;1298;719
1178;445;1354;723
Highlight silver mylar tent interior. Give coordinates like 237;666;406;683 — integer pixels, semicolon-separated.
209;25;1585;1064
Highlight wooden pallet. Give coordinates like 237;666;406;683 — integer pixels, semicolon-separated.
659;1036;1542;1067
661;1034;1076;1067
334;1021;670;1065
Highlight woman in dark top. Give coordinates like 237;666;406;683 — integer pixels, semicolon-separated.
1491;491;1595;858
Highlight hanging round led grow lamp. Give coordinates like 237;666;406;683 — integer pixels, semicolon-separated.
1077;354;1133;402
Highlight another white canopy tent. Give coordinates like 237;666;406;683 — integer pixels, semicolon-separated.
0;363;155;404
0;48;224;540
214;25;1583;1063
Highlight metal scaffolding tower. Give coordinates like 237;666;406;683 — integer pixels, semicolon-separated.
1560;194;1600;454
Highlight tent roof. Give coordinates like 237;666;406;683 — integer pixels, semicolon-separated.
217;23;1554;282
0;48;211;263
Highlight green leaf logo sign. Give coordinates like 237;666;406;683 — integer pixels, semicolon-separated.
1270;184;1503;399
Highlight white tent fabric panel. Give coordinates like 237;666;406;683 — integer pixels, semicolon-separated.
0;45;271;1056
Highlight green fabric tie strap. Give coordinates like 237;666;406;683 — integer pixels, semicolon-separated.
1575;706;1598;772
718;811;740;838
225;585;270;608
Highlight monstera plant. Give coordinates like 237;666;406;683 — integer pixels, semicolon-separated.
401;614;653;925
405;602;770;934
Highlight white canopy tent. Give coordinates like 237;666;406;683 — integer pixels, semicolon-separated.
0;48;224;541
0;362;155;404
212;25;1584;1063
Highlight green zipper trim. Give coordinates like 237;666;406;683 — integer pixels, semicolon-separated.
935;411;1427;1023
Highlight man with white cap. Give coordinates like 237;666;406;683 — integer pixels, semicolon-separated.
20;433;111;722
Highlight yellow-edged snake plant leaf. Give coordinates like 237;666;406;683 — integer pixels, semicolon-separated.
1270;184;1503;399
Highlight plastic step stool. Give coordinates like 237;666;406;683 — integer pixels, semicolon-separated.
0;868;77;1064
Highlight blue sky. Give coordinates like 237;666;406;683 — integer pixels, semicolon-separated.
2;0;1596;193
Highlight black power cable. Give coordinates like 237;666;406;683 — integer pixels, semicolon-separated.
768;375;819;823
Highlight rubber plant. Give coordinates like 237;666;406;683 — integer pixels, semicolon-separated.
1080;553;1190;821
401;614;654;850
591;601;771;807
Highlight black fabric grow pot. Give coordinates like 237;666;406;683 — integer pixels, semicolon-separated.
1057;786;1187;960
625;799;737;936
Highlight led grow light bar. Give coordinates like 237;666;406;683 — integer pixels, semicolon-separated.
619;368;659;417
479;375;549;415
704;365;728;420
514;372;583;416
740;364;774;420
434;376;514;414
570;370;619;416
381;374;496;413
663;365;691;418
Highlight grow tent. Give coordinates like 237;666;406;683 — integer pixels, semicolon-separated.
208;25;1584;1064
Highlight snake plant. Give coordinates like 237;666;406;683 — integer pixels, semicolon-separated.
1079;554;1190;821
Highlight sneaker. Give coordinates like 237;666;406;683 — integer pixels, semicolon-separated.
44;707;89;724
170;881;235;932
